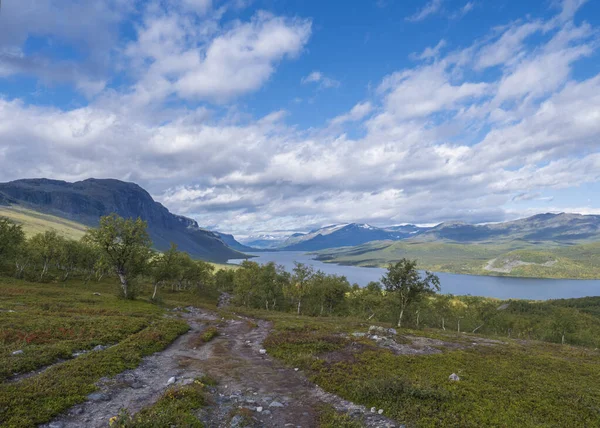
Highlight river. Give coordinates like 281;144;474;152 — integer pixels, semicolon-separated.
229;251;600;300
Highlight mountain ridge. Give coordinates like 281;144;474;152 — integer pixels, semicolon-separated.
0;178;247;263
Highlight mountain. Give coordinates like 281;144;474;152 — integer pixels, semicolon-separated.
278;223;429;251
212;231;260;253
412;213;600;243
0;178;246;263
240;235;288;249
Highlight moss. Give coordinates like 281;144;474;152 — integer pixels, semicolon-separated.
110;381;207;427
265;316;600;427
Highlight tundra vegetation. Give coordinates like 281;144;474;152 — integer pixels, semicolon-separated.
1;214;600;427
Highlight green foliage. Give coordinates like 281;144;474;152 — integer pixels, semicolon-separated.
111;381;206;427
317;405;363;428
200;326;219;343
381;259;440;327
0;217;25;270
84;214;152;299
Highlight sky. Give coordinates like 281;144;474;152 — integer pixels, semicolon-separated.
0;0;599;238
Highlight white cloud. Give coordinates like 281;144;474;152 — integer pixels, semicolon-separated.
406;0;444;22
0;0;599;236
301;71;340;88
330;102;373;126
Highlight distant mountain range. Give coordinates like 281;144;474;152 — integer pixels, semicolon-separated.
411;213;600;244
239;235;287;249
257;213;600;252
0;178;247;263
275;223;431;251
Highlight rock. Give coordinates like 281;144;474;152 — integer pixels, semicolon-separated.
371;407;377;413
262;410;271;415
294;368;299;371
259;349;267;355
352;332;366;337
256;406;263;412
49;422;64;428
369;325;386;334
167;376;176;385
87;392;110;402
270;401;285;408
449;373;460;381
182;378;194;386
93;292;101;296
92;345;107;352
378;409;384;415
230;415;244;428
387;328;398;335
11;350;23;355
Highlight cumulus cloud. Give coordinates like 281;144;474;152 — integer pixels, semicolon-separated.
0;0;599;236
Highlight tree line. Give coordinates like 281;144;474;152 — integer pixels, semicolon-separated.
2;214;600;347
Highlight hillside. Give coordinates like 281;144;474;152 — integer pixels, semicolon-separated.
315;240;600;279
0;178;246;263
0;205;89;241
278;223;428;251
414;213;600;243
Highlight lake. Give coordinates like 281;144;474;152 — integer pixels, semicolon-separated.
230;251;600;300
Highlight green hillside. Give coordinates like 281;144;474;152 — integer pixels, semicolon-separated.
0;206;88;241
315;241;600;279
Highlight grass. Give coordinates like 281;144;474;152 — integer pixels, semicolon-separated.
109;381;207;427
315;240;600;279
257;310;600;427
0;277;165;381
0;206;88;240
0;277;190;427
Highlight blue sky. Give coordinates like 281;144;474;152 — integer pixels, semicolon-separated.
0;0;599;237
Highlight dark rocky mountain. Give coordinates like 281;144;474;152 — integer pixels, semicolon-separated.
412;213;600;243
213;232;260;253
0;178;246;262
278;223;428;251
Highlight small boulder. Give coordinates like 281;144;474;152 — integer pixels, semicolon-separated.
87;392;110;402
11;350;23;355
378;409;384;415
256;406;263;413
370;407;377;413
92;345;107;352
387;328;398;335
269;401;284;408
259;349;267;355
449;373;460;381
369;325;386;334
93;292;101;296
167;376;176;385
294;368;299;371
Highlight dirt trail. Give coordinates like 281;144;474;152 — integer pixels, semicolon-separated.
42;307;400;428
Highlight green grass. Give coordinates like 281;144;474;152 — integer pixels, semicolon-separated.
315;240;600;279
0;277;165;381
0;206;88;240
0;277;192;427
0;317;188;427
109;381;207;427
258;311;600;428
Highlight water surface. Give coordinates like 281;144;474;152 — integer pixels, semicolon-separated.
230;251;600;300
